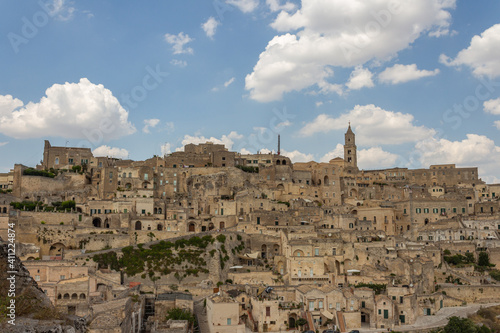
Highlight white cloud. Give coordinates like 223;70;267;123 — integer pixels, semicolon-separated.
161;143;172;155
142;119;160;134
0;95;23;115
227;0;259;13
179;131;243;151
0;142;8;147
281;149;314;162
212;77;236;92
346;66;374;90
202;17;220;39
379;64;440;84
276;120;292;129
358;147;399;169
484;98;500;115
224;77;235;87
319;143;344;162
315;101;323;107
93;145;129;159
245;0;455;102
164;32;194;55
266;0;295;12
0;78;136;140
170;59;187;67
414;134;500;183
440;24;500;78
46;0;75;21
299;104;435;145
495;121;500;130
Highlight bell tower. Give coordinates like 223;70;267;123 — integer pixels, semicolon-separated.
344;123;358;171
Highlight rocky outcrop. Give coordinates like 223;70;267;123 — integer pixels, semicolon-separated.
0;241;87;332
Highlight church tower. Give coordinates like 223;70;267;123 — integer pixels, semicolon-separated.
344;123;358;171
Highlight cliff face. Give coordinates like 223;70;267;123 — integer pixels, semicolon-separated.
0;242;86;332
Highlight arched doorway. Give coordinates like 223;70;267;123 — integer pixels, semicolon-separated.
324;176;329;185
135;221;142;230
157;224;163;231
219;221;225;229
425;218;429;225
208;223;215;231
104;218;110;228
289;315;297;328
188;223;195;232
92;218;102;228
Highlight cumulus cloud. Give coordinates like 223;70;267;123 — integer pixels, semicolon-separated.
358;147;399;169
281;149;314;162
319;143;344;162
414;134;500;183
164;32;194;54
299;104;435;145
178;131;243;151
0;78;136;140
379;64;440;84
142;119;160;134
346;66;374;90
161;143;172;155
266;0;295;12
245;0;455;102
227;0;259;13
440;24;500;78
93;145;129;159
170;59;187;68
202;17;220;39
484;98;500;115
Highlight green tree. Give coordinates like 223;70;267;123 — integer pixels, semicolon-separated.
443;316;488;333
296;318;307;330
478;252;491;267
165;308;196;325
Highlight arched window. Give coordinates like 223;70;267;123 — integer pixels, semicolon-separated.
80;293;86;299
282;160;287;165
58;294;62;299
135;221;142;230
63;293;70;299
71;293;78;299
122;173;126;178
128;172;132;178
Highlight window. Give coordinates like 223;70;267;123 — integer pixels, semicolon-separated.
60;275;65;280
35;275;40;281
424;208;429;213
319;301;323;309
142;209;146;214
433;208;439;213
309;302;314;311
68;158;73;164
332;248;336;255
109;172;113;179
257;217;260;225
227;318;232;325
384;309;389;319
55;157;59;165
144;173;148;180
266;306;271;316
416;208;421;213
315;248;319;256
361;301;365;308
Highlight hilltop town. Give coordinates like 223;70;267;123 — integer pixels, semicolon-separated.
1;126;500;333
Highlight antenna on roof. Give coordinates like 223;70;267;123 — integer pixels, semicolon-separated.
277;134;280;155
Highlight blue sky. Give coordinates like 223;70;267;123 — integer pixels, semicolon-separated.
1;0;500;182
